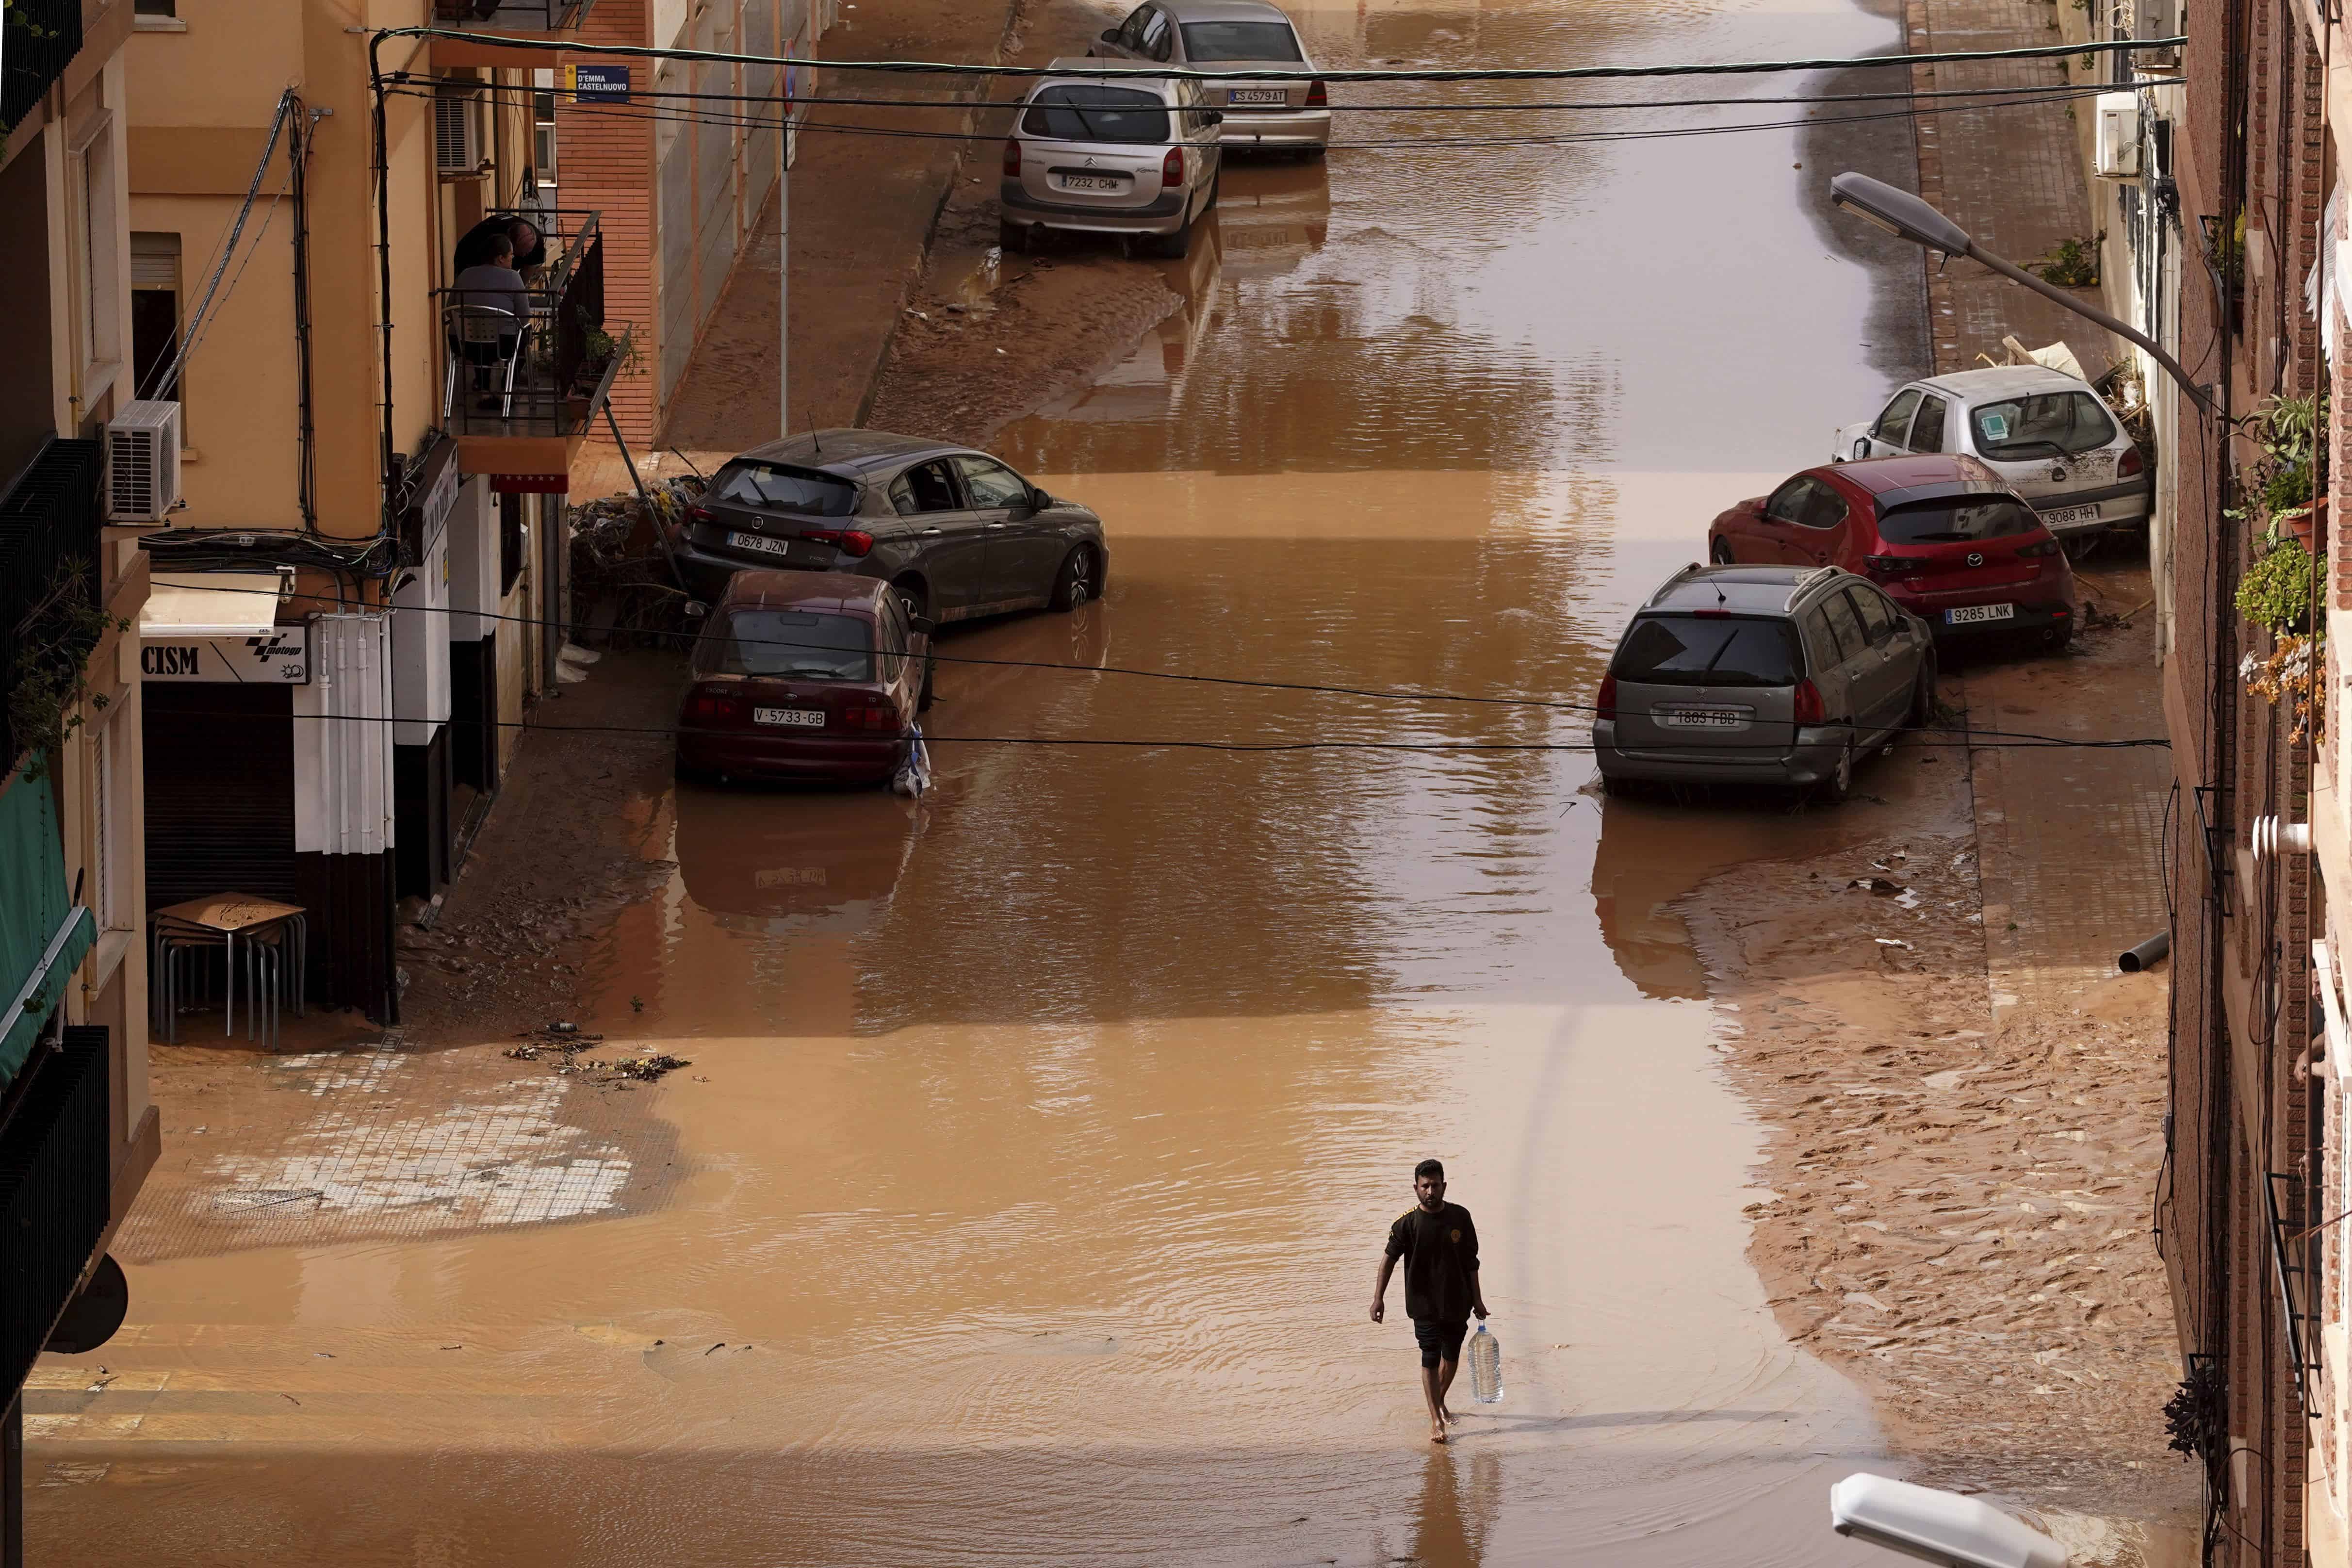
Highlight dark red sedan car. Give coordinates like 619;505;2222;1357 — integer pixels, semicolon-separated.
676;570;932;785
1706;454;2076;646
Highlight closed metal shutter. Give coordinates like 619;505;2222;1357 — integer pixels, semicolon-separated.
141;684;297;909
130;233;179;290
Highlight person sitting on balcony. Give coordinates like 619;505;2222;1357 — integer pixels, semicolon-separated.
454;213;548;281
452;233;532;410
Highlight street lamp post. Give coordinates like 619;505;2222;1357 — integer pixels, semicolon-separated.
1828;171;2214;416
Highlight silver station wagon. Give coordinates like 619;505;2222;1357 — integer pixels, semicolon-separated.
1594;565;1936;803
1001;61;1225;257
1832;364;2152;554
1089;0;1332;152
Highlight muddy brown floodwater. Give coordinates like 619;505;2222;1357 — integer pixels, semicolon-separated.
29;0;2185;1563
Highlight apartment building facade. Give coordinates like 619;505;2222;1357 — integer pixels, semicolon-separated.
0;0;161;1554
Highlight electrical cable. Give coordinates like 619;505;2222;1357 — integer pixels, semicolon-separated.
382;25;2184;84
139;572;2172;747
143;88;297;403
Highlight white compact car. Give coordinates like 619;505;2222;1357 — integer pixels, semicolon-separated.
1000;61;1225;257
1089;0;1332;152
1832;365;2152;553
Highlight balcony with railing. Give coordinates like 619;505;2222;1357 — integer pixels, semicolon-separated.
436;210;628;452
431;0;595;30
1;0;84;133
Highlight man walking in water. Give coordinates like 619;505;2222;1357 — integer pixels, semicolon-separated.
1370;1158;1487;1444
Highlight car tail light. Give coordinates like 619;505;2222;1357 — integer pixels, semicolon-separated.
836;705;899;732
1162;147;1184;187
2118;447;2144;478
1862;555;1926;578
1003;138;1021;177
2016;538;2060;558
1306;79;1329;107
686;505;717;526
686;686;745;726
803;528;875;557
1792;678;1826;726
1596;673;1617;721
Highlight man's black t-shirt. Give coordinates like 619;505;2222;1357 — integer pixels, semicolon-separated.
1386;1202;1479;1323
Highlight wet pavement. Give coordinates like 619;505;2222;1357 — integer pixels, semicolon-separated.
16;0;2106;1562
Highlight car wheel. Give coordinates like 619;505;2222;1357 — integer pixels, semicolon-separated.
1710;536;1736;565
893;576;930;621
1817;742;1855;806
2060;530;2100;563
918;652;936;713
998;218;1029;254
1909;652;1939;729
1600;773;1637;800
1149;203;1193;260
1049;545;1098;611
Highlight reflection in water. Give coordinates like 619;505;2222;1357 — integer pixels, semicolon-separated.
1414;1447;1501;1568
672;785;924;936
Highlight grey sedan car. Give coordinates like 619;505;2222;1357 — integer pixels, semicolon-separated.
666;431;1109;625
1593;564;1935;802
1090;0;1332;151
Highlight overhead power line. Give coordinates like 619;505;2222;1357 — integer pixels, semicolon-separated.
382;26;2184;83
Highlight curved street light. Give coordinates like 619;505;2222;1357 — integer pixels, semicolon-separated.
1829;171;2214;415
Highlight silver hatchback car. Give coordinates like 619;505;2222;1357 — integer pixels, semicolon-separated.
1593;565;1936;802
1089;0;1332;153
1001;62;1225;257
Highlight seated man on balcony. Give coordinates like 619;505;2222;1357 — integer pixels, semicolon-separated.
452;233;533;411
454;213;549;281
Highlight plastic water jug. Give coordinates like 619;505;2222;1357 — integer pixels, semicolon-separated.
1468;1321;1503;1405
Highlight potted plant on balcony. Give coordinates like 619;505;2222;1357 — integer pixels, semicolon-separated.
566;310;641;426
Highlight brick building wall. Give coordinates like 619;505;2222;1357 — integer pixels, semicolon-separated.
558;0;658;448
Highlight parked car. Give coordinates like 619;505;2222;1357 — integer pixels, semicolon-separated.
1593;564;1936;802
1831;365;2150;554
1089;0;1332;153
1001;60;1225;257
1706;454;2077;648
676;571;932;786
666;430;1109;624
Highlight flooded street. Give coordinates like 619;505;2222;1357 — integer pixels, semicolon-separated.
30;0;2051;1562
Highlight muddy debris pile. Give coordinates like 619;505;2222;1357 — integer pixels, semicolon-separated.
569;474;706;647
505;1026;692;1083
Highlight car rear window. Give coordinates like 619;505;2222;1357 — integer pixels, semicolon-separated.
696;609;874;681
709;462;859;518
1613;615;1800;688
1180;21;1304;61
1021;85;1171;143
1969;391;2117;458
1876;497;2041;544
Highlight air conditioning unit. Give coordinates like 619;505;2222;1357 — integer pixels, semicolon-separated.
434;92;482;176
2133;0;2182;69
2095;92;2143;180
105;400;182;523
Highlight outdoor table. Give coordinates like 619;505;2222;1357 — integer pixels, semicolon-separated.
149;894;307;1045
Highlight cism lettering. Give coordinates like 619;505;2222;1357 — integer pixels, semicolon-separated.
142;645;203;676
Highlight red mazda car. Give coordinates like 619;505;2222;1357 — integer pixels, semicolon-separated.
1706;454;2076;646
676;570;932;786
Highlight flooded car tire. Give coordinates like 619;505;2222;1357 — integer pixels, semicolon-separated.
998;218;1029;254
1910;658;1939;729
1816;742;1855;806
1050;545;1098;611
919;653;936;712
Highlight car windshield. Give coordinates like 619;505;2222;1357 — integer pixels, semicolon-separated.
1021;85;1171;143
696;609;874;681
1614;616;1800;688
1179;20;1303;60
1877;497;2041;544
708;462;859;518
1969;391;2118;458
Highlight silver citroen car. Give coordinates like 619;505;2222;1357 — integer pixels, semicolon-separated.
1000;61;1225;257
1089;0;1332;153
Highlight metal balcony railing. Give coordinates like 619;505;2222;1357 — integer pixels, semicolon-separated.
0;439;106;779
0;1025;111;1403
431;0;595;30
1;0;83;133
436;210;625;441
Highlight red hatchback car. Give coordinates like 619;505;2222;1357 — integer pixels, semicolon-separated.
676;570;932;785
1706;454;2076;646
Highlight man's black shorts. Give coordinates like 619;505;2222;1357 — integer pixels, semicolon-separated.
1413;1317;1469;1369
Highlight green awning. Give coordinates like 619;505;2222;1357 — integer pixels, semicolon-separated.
0;764;94;1081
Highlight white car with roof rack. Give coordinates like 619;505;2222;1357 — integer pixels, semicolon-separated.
1831;364;2152;555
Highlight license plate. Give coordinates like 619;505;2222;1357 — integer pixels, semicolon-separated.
1659;709;1745;729
1945;603;2016;626
727;530;792;557
1228;88;1286;105
1057;174;1126;192
753;707;824;727
2038;503;2101;528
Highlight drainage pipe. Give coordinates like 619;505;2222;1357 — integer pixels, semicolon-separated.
2119;931;2171;973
